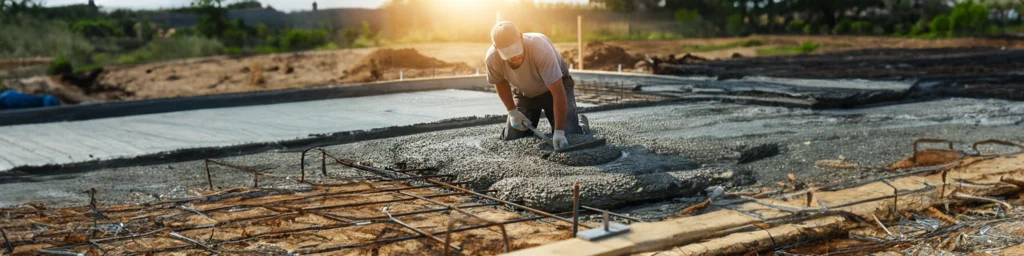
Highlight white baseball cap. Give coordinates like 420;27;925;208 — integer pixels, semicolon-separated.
491;21;523;60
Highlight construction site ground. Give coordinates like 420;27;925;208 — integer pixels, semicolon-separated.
2;36;1024;255
3;35;1024;104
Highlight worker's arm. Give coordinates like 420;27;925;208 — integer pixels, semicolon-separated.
496;80;530;131
495;80;517;112
546;79;567;130
548;79;569;149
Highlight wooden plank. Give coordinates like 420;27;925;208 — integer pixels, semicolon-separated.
504;211;761;256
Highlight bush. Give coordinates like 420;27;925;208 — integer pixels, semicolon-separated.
48;56;73;75
117;36;223;64
786;20;805;33
674;9;713;37
222;46;242;55
818;24;830;35
893;24;909;36
832;18;853;34
851;21;872;34
280;29;327;51
72;19;123;38
929;14;951;36
725;14;746;36
909;20;928;36
949;2;990;36
0;15;95;64
802;24;813;35
315;42;339;51
796;41;820;53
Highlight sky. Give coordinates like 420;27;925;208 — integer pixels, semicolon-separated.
41;0;591;12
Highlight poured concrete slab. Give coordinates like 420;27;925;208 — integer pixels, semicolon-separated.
639;76;915;108
0;89;594;172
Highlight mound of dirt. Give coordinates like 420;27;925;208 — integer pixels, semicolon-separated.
343;48;471;83
561;42;643;71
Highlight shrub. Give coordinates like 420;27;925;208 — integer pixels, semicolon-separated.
893;23;909;35
280;29;327;51
832;18;853;34
72;19;123;38
909;20;928;36
802;24;813;35
0;15;95;64
222;46;242;55
725;14;746;36
851;21;872;34
796;41;820;53
786;20;805;33
117;36;223;64
315;42;339;51
949;2;990;36
818;24;830;35
929;14;951;36
48;56;73;75
674;9;713;37
254;45;278;54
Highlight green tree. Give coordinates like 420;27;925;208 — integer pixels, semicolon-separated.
675;9;712;37
786;20;806;33
255;23;268;39
191;0;222;8
226;0;261;9
949;1;990;36
851;21;872;34
929;14;950;36
725;13;746;36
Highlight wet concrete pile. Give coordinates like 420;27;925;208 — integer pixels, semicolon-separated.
323;128;748;212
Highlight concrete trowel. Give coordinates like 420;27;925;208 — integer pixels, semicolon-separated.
520;121;607;157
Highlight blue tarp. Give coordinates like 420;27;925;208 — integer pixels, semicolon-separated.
0;89;61;110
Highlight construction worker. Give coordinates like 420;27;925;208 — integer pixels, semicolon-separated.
486;21;581;149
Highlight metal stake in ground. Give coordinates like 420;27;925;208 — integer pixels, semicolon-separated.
572;184;580;236
1;228;13;253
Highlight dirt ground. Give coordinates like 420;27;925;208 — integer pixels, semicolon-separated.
3;35;1024;104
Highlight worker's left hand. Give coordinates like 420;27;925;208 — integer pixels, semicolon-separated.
552;130;568;149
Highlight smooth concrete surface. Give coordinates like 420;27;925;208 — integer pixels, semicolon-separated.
0;89;593;172
0;75;493;126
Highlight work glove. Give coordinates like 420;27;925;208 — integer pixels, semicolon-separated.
507;109;530;131
552;130;568;149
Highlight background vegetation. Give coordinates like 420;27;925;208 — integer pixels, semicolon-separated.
1;0;1021;73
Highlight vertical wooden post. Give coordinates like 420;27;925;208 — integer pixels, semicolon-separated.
578;15;584;70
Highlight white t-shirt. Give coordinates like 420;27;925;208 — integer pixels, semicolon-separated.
485;33;570;98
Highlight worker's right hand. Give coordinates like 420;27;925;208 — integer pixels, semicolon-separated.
507;109;530;131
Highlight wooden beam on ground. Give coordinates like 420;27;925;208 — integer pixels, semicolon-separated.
503;211;760;256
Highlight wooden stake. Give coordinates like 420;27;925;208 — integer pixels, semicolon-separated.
577;15;584;70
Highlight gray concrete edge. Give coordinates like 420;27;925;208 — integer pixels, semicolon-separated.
0;75;492;126
0;71;700;127
0;99;685;175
